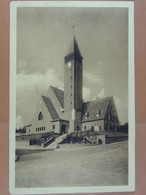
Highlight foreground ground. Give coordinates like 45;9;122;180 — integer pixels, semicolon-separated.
15;141;128;188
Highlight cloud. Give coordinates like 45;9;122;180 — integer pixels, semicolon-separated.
84;71;102;84
18;60;26;69
17;60;27;74
83;87;91;101
17;68;63;94
16;68;63;125
97;88;106;98
114;96;122;109
113;96;128;124
16;115;24;129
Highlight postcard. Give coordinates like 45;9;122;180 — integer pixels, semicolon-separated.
9;1;135;194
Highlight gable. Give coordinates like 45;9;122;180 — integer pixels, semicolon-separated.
30;95;57;127
105;97;120;123
82;96;112;122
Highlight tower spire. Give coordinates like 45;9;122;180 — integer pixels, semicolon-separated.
72;24;75;37
65;35;83;64
74;36;82;57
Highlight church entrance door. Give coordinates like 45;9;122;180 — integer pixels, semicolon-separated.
61;125;67;134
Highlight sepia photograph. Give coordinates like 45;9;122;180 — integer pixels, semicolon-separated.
9;1;135;194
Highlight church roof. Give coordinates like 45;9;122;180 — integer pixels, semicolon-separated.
44;85;113;122
67;36;82;57
82;96;113;122
42;95;60;120
50;86;64;108
74;36;82;56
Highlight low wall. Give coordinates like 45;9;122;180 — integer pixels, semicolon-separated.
106;135;128;144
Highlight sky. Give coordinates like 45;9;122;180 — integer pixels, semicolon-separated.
16;6;128;128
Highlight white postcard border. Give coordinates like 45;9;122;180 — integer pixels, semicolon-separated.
9;1;135;194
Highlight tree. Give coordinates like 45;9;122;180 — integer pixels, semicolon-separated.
20;126;26;134
16;128;20;133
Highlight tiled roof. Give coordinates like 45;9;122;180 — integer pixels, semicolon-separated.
50;86;64;108
42;95;59;120
82;96;112;122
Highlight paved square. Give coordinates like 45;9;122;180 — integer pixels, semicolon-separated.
15;142;128;188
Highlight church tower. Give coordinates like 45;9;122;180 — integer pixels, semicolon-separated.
64;37;83;131
64;37;83;112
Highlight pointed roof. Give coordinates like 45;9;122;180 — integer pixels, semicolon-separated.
50;86;64;108
74;36;82;56
67;36;82;57
82;96;113;122
42;95;59;120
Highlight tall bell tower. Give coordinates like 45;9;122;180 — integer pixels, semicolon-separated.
64;37;83;131
64;37;83;112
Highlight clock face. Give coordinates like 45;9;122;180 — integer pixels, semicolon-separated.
68;61;71;68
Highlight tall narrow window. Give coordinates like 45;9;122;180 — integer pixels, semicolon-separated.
84;112;89;119
38;111;43;120
77;125;80;131
107;114;111;121
96;109;101;117
99;125;102;131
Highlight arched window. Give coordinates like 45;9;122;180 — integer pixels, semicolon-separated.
38;111;43;120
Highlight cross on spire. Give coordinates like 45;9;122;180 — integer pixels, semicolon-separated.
72;23;76;36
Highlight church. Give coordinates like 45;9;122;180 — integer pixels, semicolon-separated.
26;37;120;135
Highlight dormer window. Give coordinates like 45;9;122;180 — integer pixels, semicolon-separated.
96;109;101;117
84;112;89;119
61;108;65;113
38;111;43;120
